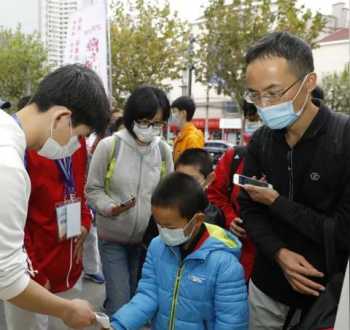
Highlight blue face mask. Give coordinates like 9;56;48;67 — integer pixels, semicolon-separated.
257;76;309;130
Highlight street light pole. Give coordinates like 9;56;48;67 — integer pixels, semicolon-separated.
188;35;195;97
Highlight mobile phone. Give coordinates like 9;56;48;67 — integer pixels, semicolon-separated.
233;174;273;189
120;195;136;207
95;312;111;329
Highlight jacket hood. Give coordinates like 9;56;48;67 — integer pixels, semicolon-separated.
188;223;242;261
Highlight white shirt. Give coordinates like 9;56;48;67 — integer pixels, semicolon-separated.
0;109;30;300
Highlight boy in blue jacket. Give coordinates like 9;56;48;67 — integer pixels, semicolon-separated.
111;172;248;330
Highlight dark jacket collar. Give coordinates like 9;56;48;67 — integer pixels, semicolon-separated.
272;101;331;143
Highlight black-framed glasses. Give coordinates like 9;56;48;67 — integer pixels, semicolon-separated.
135;119;165;129
244;76;304;105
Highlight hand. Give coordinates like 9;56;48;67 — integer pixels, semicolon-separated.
229;218;247;238
109;199;136;217
276;248;325;296
243;184;279;206
61;299;96;328
73;226;88;264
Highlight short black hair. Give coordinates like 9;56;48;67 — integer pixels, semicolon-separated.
171;96;196;121
152;172;208;220
123;85;170;138
31;64;110;135
17;96;32;110
312;86;324;100
245;32;314;78
175;148;213;178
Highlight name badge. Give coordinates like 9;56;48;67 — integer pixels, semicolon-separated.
56;198;81;241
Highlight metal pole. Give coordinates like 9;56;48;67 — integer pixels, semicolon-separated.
105;0;113;101
188;66;193;96
205;85;210;140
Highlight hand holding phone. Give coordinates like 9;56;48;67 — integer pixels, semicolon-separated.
233;174;273;189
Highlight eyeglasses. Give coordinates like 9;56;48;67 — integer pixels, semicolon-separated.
244;76;304;106
135;119;165;129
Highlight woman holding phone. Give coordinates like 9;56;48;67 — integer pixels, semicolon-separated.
86;86;173;317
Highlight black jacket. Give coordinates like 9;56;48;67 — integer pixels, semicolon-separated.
239;104;350;308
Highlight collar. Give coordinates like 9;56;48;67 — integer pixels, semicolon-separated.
180;224;208;260
175;122;197;142
272;101;330;143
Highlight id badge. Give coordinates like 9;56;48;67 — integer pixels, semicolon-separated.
56;198;81;241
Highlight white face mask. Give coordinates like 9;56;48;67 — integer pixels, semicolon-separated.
157;217;197;247
170;110;185;128
38;121;81;160
133;122;160;144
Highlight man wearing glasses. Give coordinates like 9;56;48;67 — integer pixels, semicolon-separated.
239;32;350;329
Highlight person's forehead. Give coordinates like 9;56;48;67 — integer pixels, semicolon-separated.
152;206;185;225
246;56;296;89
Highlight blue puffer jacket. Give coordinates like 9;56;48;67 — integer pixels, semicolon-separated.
111;224;248;330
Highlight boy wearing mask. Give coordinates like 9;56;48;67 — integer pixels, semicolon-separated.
111;172;248;330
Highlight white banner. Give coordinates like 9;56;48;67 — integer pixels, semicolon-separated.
64;2;108;92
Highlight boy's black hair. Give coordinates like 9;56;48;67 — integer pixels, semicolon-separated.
171;96;196;121
123;85;170;139
152;172;208;220
31;64;110;135
17;96;32;110
245;32;314;79
175;148;213;178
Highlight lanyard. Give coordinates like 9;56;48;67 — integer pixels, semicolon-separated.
55;157;76;199
12;114;28;168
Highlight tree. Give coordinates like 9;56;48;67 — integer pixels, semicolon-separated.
0;26;49;109
196;0;327;106
110;0;189;106
322;65;350;114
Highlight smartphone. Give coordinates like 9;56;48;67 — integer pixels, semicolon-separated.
95;312;111;329
233;174;273;189
120;195;136;207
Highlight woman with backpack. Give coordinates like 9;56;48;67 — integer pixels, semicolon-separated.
86;86;173;317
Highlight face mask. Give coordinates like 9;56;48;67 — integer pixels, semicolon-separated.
245;121;262;135
257;75;310;130
157;217;196;247
170;111;184;127
133;122;159;144
38;122;81;160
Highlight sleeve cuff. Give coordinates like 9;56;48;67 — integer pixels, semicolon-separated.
269;195;290;219
0;273;30;301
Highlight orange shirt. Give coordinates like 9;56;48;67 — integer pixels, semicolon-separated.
173;122;205;162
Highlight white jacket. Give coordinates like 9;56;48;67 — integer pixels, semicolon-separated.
86;129;173;244
0;110;30;300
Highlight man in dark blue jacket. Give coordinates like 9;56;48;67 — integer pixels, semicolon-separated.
239;32;350;329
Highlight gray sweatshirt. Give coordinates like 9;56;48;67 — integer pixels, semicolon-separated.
86;129;173;244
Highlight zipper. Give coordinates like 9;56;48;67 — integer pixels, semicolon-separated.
288;149;294;200
168;262;185;330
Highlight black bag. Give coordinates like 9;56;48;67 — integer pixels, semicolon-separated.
284;219;345;330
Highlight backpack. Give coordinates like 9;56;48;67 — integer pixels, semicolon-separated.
104;135;169;195
228;145;247;195
282;112;350;330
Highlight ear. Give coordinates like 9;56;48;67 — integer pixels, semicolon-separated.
50;106;72;130
306;72;317;94
194;212;206;226
203;171;216;190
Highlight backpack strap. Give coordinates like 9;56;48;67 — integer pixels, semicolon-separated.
104;135;121;195
158;139;168;177
228;146;247;194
